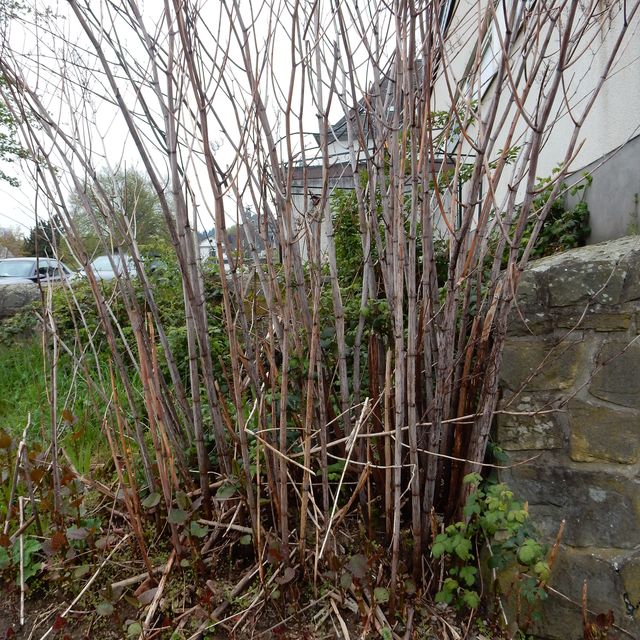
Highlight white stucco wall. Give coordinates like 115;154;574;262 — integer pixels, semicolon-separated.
293;0;639;251
431;0;640;241
436;0;640;174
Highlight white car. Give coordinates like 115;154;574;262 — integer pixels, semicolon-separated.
84;254;136;281
0;257;76;285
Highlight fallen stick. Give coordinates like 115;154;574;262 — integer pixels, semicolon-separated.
186;608;247;640
441;617;462;640
330;598;351;640
3;417;31;536
9;516;35;545
140;549;176;637
197;519;253;535
19;497;25;627
402;606;414;640
208;564;260;620
186;479;226;498
189;554;293;639
349;585;402;640
255;591;335;638
61;447;117;500
40;534;131;640
317;398;371;571
327;591;359;614
111;563;168;593
545;583;636;639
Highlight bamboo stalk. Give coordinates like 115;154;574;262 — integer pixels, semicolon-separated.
19;496;25;628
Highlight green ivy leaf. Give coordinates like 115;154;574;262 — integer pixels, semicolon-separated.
141;492;161;509
96;601;114;617
463;472;482;486
435;590;453;604
517;539;541;566
176;491;189;511
462;589;480;609
380;628;392;640
0;547;9;570
534;561;551;582
374;587;389;604
347;553;368;579
66;526;89;541
189;521;209;538
404;578;416;595
340;573;352;590
13;538;41;566
443;577;459;591
74;564;91;579
167;509;189;525
454;538;473;561
215;483;238;499
458;565;477;587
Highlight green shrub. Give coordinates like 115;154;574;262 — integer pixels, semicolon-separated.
432;473;549;625
523;172;591;259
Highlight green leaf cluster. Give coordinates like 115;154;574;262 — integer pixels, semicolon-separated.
521;172;592;260
431;474;549;616
0;536;42;584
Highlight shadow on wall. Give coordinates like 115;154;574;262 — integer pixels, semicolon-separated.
566;133;640;244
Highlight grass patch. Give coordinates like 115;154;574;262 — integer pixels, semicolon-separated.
0;337;109;472
0;339;47;435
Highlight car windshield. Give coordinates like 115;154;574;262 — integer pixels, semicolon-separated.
91;255;127;271
0;260;34;278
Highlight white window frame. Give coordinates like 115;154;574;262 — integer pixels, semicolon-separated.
478;0;531;96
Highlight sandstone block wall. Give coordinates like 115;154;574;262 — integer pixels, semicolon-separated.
0;283;40;319
498;236;640;639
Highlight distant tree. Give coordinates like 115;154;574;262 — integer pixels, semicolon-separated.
22;214;63;257
0;1;30;187
70;168;169;254
197;227;216;242
0;226;24;256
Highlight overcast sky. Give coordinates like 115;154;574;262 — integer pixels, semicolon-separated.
0;0;384;235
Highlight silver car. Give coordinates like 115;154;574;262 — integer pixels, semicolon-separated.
84;254;136;281
0;257;76;285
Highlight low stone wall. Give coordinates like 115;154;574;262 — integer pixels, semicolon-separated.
0;283;40;319
498;236;640;639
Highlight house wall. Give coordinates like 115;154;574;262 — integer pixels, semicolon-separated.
290;172;357;259
566;134;640;243
290;136;456;258
198;242;213;261
435;0;640;243
497;236;640;639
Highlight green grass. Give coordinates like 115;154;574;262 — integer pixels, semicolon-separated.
0;339;47;436
0;338;109;474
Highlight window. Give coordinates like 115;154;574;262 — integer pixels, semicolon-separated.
477;0;531;96
439;0;457;33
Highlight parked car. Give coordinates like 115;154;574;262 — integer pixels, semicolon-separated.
83;254;136;281
83;253;167;281
0;257;76;285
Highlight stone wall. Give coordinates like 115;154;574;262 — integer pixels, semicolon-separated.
498;236;640;639
0;283;40;319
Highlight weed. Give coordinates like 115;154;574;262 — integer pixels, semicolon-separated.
0;536;42;585
432;474;549;630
